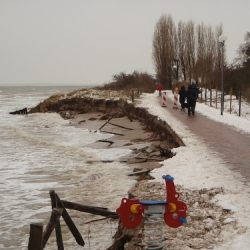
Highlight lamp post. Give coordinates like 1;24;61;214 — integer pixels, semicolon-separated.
173;65;177;81
219;34;227;115
173;59;179;81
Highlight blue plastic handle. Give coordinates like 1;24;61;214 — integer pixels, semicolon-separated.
179;217;187;223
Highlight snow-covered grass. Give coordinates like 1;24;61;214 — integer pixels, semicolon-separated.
199;88;250;121
135;90;250;249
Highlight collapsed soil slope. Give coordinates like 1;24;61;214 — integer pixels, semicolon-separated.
29;95;185;149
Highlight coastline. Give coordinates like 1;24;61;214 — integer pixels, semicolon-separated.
28;89;184;249
26;91;247;250
6;87;250;249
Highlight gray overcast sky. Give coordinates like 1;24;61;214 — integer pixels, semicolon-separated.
0;0;249;86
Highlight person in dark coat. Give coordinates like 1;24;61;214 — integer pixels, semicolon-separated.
186;85;196;115
191;82;200;109
178;86;187;111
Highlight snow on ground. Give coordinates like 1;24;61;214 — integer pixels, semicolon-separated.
135;90;250;250
196;90;250;133
59;88;250;249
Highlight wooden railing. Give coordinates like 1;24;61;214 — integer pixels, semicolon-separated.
28;190;118;250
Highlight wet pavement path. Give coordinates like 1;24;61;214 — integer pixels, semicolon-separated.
164;97;250;184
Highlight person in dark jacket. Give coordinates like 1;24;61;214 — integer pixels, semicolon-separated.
178;86;187;111
186;85;196;115
191;82;200;109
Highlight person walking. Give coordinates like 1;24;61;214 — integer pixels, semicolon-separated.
191;82;200;110
157;84;163;96
186;85;196;116
178;86;187;111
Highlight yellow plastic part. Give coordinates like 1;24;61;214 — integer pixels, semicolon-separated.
130;204;141;214
169;203;177;212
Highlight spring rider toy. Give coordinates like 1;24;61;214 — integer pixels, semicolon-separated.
116;174;187;249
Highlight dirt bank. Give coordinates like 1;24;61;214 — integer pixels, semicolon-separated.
29;93;185;149
29;94;186;176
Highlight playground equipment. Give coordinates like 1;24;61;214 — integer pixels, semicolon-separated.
116;174;187;249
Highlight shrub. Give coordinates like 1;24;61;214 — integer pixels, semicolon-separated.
97;71;158;93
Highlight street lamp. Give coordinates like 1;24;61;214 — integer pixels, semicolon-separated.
219;34;227;115
173;65;177;81
173;59;179;81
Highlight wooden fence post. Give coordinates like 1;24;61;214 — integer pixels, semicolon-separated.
50;190;64;250
56;194;85;247
215;87;218;109
28;223;43;250
99;112;118;130
61;199;119;218
117;104;133;122
210;83;212;107
42;208;63;249
205;87;207;104
230;88;232;113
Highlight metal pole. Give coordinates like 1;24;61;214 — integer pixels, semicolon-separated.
221;42;224;115
239;86;241;117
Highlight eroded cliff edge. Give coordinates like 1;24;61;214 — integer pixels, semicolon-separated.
29;95;185;149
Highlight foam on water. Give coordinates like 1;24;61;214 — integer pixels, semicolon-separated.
0;86;135;249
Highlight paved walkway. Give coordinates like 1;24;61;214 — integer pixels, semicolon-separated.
164;96;250;185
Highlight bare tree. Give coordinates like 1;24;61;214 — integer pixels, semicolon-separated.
152;16;224;91
235;31;250;65
204;25;217;88
152;14;176;89
184;20;196;82
177;21;187;80
214;24;224;89
195;23;206;86
228;32;250;101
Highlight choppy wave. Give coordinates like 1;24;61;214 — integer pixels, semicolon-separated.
0;86;135;249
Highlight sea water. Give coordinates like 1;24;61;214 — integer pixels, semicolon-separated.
0;86;136;249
